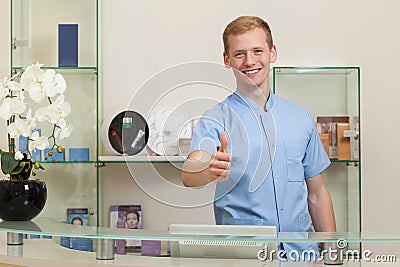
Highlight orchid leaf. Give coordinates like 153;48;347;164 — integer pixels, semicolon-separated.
0;149;21;175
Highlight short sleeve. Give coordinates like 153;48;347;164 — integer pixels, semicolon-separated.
189;109;225;156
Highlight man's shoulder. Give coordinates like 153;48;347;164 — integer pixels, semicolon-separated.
203;93;236;115
273;94;310;115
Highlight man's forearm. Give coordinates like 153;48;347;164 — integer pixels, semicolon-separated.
308;186;337;232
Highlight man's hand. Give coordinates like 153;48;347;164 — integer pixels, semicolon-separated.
209;131;231;181
182;131;232;187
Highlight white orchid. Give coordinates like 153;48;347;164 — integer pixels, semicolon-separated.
0;63;73;180
0;78;8;99
0;97;27;120
42;69;66;97
55;118;74;140
14;151;24;160
28;131;49;152
7;116;30;138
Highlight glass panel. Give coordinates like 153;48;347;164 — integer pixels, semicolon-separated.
272;66;361;246
10;0;98;227
34;164;97;226
12;0;97;68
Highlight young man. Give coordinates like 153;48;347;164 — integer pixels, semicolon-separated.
181;16;336;259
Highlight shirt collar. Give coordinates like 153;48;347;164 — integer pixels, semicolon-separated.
233;90;275;112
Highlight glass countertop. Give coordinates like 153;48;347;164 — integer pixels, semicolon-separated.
0;218;399;243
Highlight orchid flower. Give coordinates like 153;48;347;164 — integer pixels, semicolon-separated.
55;118;74;140
0;97;27;120
7;116;30;138
21;63;46;103
14;151;24;160
35;106;60;124
51;94;71;118
28;131;49;151
42;69;67;97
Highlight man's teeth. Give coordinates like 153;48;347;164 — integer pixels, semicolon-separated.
243;69;260;74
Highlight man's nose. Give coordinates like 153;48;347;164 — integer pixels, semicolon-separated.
245;53;256;67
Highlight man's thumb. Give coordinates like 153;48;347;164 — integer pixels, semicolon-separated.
218;131;229;152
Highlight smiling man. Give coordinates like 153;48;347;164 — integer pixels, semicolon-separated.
182;16;336;260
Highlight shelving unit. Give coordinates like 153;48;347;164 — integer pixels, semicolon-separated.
272;66;361;250
11;0;99;226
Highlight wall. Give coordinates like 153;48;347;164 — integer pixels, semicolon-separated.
1;0;400;255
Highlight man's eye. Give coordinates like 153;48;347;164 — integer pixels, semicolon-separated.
254;50;263;54
234;52;244;57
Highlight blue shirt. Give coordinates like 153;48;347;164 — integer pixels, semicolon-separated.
189;91;330;257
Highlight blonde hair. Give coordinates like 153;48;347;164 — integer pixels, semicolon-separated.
223;16;273;54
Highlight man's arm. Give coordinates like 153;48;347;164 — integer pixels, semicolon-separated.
181;131;231;188
305;173;337;232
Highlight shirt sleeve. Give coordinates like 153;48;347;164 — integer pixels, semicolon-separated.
303;112;331;178
189;110;225;156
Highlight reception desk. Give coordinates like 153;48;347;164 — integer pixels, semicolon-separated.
0;218;398;267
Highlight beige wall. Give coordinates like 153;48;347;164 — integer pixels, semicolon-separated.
1;0;400;254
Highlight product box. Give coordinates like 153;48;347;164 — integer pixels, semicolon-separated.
336;123;351;160
353;116;360;160
44;148;65;162
58;24;78;67
141;240;161;256
317;116;350;159
69;148;89;161
110;205;142;254
60;208;93;252
318;133;330;157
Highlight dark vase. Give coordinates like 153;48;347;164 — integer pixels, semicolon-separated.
0;180;47;221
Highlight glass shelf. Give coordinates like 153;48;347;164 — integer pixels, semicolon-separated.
98;155;187;163
1;217;400;243
273;66;359;75
38;161;97;164
12;66;97;71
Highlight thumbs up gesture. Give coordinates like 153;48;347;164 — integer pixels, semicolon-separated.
218;131;229;153
209;131;231;182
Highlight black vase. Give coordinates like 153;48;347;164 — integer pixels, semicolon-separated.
0;180;47;221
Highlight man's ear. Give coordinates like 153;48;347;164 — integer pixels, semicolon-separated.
270;45;277;63
223;52;231;68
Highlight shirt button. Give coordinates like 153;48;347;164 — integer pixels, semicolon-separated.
275;176;279;179
279;207;283;210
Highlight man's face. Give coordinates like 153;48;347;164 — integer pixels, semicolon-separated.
223;27;277;91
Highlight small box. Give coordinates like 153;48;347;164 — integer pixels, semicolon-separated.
336;123;351;160
69;148;89;161
44;148;65;162
141;240;161;256
58;24;78;67
319;133;330;157
317;116;349;159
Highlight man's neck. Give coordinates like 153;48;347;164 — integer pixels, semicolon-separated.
237;84;270;112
